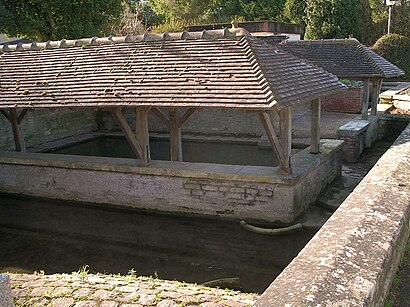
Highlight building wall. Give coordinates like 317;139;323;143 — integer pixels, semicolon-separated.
0;139;343;224
0;109;98;151
321;87;363;114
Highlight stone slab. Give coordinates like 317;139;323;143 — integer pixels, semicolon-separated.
255;123;410;306
337;119;369;136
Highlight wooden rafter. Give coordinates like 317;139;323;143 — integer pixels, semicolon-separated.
111;108;143;160
151;108;169;125
178;108;197;128
258;111;288;171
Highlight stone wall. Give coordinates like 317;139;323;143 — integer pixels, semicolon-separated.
0;109;98;151
256;123;410;306
0;139;343;225
101;108;277;137
321;87;363;113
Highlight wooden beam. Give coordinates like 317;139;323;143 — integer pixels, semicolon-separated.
111;108;143;159
9;109;26;152
362;78;370;120
258;112;287;171
151;107;169;126
0;110;10;121
279;108;292;167
169;108;182;161
310;98;321;154
17;109;29;125
136;108;150;165
178;108;197;128
371;78;382;116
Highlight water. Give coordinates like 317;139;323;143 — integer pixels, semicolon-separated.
46;136;278;167
0;194;316;293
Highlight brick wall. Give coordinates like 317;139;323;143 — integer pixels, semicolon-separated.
322;87;363;113
0;109;98;151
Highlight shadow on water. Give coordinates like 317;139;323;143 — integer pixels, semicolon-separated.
0;194;317;293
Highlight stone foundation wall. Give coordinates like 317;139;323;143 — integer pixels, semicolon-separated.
0;109;98;151
256;123;410;306
321;87;363;113
0;139;343;224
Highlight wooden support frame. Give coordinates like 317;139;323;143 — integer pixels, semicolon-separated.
310;98;321;154
1;109;29;152
370;78;382;116
135;108;150;165
258;111;289;172
362;78;370;120
279;108;292;168
151;107;197;162
111;108;144;162
169;108;183;161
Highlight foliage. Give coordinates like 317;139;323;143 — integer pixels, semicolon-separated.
152;19;190;33
0;0;123;41
148;0;215;22
373;33;410;80
304;0;363;41
109;1;145;35
282;0;307;28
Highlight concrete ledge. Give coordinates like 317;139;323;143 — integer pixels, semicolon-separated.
256;123;410;306
0;140;342;224
337;116;379;162
0;274;14;307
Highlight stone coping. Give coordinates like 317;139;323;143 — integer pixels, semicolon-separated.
255;123;410;306
9;272;258;306
0;139;343;185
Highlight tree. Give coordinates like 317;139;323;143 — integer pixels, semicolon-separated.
373;33;410;80
282;0;307;28
0;0;123;41
305;0;363;41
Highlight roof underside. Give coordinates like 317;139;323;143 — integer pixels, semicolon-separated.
275;39;404;79
0;32;345;110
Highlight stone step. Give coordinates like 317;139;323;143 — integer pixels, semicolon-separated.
317;176;361;212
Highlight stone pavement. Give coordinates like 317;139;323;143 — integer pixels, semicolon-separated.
9;273;259;307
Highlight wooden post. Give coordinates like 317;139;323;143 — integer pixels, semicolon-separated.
258;112;289;172
279;108;292;168
371;78;382;116
136;108;150;165
169;108;182;161
9;109;26;152
310;98;321;154
362;78;370;120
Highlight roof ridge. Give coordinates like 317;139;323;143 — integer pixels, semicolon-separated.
0;28;251;53
242;37;278;108
282;38;359;46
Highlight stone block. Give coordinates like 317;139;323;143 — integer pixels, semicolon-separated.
0;274;14;307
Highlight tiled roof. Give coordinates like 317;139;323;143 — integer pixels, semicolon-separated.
275;38;404;79
0;29;345;110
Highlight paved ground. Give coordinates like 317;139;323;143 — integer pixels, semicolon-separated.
10;273;259;306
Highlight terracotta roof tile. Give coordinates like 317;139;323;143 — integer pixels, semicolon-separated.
0;30;345;110
275;38;404;79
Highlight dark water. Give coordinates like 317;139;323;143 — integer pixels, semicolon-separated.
0;194;316;293
46;136;278;167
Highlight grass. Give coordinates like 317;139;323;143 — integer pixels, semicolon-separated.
384;240;410;307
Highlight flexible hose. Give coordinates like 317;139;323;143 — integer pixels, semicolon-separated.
239;220;303;235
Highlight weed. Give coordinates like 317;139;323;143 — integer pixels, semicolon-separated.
75;265;89;281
